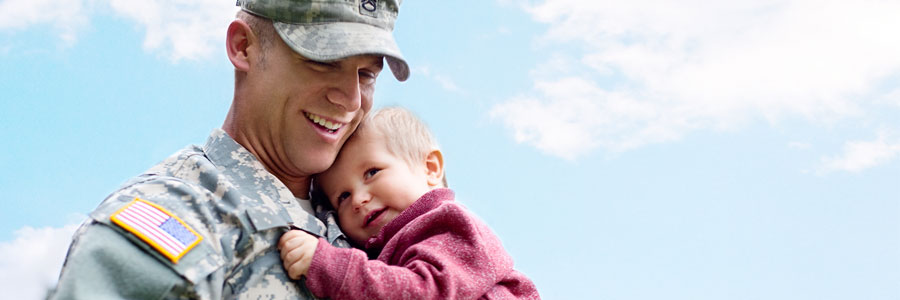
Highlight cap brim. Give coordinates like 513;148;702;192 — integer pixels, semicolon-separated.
274;21;409;82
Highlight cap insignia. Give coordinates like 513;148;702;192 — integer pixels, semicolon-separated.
361;0;377;16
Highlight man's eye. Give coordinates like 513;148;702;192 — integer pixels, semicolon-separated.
364;168;380;179
359;70;377;84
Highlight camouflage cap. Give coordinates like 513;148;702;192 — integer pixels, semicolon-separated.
237;0;409;81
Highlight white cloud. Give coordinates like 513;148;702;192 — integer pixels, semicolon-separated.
879;88;900;108
107;0;237;61
0;0;90;45
493;0;900;159
788;142;812;150
0;0;237;61
491;77;677;159
0;223;81;300
819;132;900;174
414;66;463;93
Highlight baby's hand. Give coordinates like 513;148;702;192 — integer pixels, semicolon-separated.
278;229;320;280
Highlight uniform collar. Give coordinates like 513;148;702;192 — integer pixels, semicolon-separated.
203;129;298;202
202;129;324;234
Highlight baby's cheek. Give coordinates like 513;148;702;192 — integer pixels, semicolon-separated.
337;211;354;229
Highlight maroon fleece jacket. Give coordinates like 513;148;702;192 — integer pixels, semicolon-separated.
305;188;539;300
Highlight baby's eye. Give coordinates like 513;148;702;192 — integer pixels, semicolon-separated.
336;192;350;204
364;168;380;179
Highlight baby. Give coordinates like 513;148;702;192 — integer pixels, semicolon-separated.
278;107;539;299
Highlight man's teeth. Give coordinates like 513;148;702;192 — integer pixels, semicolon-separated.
305;112;344;131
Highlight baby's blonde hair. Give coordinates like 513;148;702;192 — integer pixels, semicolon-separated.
356;107;447;187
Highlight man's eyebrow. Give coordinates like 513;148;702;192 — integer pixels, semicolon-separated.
370;56;385;69
292;53;335;66
293;53;383;71
352;55;383;70
309;59;339;68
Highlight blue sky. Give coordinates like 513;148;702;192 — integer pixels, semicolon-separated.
1;0;899;299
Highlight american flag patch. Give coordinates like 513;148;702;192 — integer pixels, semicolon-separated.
110;198;202;263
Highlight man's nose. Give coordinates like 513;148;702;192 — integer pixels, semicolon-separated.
326;71;362;112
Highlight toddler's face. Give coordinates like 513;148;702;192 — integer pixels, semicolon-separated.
316;131;432;245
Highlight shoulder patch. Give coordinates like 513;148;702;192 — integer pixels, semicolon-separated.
110;198;203;263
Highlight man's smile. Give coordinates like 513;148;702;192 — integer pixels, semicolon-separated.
304;112;345;133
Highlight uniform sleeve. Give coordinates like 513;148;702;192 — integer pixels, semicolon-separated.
51;221;185;299
304;204;515;300
52;177;226;300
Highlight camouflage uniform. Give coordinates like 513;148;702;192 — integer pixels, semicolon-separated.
52;129;349;299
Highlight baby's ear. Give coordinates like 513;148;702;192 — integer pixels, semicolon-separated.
424;149;444;188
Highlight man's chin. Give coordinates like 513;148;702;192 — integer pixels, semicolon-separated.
299;153;339;175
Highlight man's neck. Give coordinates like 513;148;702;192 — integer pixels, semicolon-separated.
278;176;311;199
221;123;311;199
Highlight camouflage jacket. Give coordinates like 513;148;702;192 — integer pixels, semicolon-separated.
52;129;348;299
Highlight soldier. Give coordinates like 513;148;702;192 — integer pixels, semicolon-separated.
51;0;408;298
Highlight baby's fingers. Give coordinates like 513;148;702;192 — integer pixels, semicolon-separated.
286;259;305;280
284;247;314;278
282;246;303;265
278;230;309;250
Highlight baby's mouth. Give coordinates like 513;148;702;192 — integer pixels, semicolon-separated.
364;208;387;227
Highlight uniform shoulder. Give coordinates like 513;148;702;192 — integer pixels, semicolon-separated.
144;144;209;178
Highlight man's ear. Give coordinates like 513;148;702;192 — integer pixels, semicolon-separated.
226;19;253;72
424;149;444;188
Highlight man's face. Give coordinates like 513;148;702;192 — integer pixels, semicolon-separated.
316;130;432;246
243;35;384;178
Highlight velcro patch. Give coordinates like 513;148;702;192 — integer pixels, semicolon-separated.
110;198;202;263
